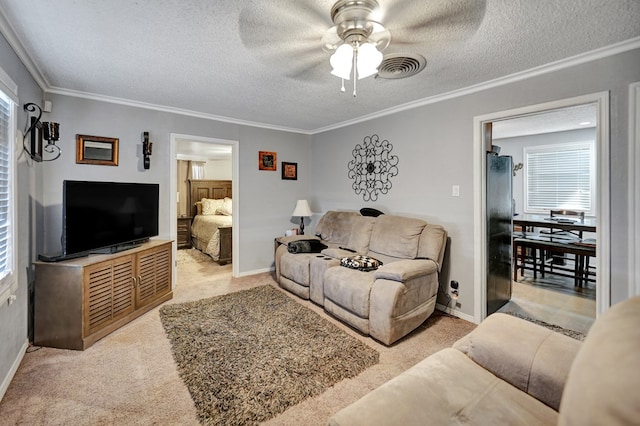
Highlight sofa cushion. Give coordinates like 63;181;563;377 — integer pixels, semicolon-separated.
368;215;426;259
315;211;359;245
328;348;557;426
324;267;376;318
280;252;313;286
416;224;447;270
559;295;640;425
453;312;581;411
346;215;376;254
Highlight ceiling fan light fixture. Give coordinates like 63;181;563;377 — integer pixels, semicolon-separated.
330;43;354;80
356;42;382;79
325;0;389;96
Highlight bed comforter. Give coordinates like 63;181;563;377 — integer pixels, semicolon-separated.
191;214;232;261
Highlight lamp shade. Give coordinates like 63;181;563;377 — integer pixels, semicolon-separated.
330;44;353;80
292;200;313;217
356;42;383;79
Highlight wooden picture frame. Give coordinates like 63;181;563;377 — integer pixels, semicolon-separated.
282;162;298;180
76;134;119;166
258;151;277;171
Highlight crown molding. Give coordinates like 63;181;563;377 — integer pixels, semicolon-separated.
311;36;640;134
2;3;638;137
0;7;49;92
46;86;312;135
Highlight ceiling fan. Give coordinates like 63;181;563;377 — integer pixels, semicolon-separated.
238;0;486;95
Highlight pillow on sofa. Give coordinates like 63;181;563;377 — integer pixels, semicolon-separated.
287;239;328;254
340;255;383;272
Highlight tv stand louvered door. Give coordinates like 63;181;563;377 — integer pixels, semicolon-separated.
35;240;173;350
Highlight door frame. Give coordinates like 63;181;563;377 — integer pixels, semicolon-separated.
169;133;240;284
629;82;640;297
473;92;610;323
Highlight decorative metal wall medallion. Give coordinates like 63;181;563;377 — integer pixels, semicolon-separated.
348;134;399;201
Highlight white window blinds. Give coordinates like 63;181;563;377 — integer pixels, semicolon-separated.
524;141;595;215
0;88;16;305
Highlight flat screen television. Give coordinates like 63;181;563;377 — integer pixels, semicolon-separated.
62;180;159;257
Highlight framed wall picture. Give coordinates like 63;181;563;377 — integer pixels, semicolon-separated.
76;134;119;166
282;162;298;180
258;151;277;171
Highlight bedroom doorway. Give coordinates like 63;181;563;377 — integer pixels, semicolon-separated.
473;92;610;326
170;134;240;283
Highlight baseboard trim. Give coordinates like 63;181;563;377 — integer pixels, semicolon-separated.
0;338;28;402
436;303;477;324
237;266;274;278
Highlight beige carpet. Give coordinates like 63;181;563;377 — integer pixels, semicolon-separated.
176;247;216;265
0;259;475;425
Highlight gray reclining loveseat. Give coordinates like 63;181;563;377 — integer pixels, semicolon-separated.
275;210;447;345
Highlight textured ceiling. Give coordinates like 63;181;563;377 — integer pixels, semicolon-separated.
493;104;597;140
0;0;638;133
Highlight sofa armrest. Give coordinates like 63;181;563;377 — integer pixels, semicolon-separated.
453;313;582;411
373;259;438;282
321;247;360;259
276;235;321;245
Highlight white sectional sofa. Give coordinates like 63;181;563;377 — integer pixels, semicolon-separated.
328;295;640;425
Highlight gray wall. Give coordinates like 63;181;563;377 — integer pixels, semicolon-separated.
497;127;597;215
310;48;640;317
40;96;312;273
0;33;43;395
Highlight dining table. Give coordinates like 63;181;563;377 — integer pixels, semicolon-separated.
512;214;596;287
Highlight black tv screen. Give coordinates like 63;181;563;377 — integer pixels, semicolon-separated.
63;180;159;256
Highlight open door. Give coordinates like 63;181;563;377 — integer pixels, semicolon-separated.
486;123;513;315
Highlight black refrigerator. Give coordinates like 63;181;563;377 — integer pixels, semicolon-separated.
486;153;513;315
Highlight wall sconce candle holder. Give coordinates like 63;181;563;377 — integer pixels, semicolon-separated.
23;102;61;162
143;131;153;170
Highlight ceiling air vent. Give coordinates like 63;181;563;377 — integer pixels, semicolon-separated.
377;53;427;79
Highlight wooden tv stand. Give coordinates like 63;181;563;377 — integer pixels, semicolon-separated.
34;239;173;350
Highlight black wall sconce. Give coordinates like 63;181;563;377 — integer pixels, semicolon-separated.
23;102;61;162
142;131;153;169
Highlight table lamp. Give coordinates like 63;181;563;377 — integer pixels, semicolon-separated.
292;200;313;235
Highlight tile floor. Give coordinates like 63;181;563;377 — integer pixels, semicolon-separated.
499;277;596;334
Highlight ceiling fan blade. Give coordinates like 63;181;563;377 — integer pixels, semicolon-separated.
382;0;487;44
238;1;334;80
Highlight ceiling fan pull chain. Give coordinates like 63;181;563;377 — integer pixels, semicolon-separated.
352;45;358;97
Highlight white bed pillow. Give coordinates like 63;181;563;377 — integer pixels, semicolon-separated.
216;197;232;216
201;198;225;215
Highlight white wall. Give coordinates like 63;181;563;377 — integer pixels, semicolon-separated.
310;48;640;317
497;127;596;216
204;159;232;180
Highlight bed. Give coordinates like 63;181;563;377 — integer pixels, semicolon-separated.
188;179;233;264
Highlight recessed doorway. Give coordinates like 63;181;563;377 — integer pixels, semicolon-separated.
473;92;610;329
169;134;240;286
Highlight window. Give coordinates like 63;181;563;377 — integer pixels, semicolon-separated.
524;141;595;215
0;67;17;306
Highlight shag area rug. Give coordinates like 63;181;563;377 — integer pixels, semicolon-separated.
159;285;379;425
506;311;586;341
176;248;213;265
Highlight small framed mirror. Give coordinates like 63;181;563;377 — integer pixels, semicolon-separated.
76;134;119;166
